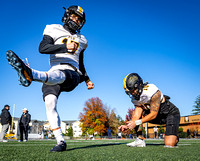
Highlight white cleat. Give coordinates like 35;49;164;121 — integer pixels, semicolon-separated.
126;138;146;147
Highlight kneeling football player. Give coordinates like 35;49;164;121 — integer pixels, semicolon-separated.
119;73;180;148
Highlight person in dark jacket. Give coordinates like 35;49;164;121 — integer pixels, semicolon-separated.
18;108;31;142
0;105;12;142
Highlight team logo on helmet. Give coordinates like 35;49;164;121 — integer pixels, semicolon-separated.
77;6;84;14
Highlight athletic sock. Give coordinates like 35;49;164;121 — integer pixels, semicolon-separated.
32;69;66;85
31;68;47;82
137;131;145;140
138;136;145;140
53;128;65;144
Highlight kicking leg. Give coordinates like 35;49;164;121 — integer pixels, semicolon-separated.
6;50;66;86
31;69;66;85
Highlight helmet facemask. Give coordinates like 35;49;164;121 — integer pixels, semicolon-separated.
129;84;143;100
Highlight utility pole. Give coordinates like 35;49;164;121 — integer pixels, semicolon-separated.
145;122;148;139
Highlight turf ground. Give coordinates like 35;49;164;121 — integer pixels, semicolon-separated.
0;139;199;161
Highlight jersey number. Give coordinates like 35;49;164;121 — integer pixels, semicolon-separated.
62;38;79;55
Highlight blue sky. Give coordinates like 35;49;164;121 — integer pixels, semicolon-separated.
1;0;200;121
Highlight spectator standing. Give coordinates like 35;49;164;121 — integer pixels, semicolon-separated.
19;108;31;142
153;126;158;139
48;130;52;139
193;130;196;138
107;127;112;139
187;128;190;138
0;105;11;142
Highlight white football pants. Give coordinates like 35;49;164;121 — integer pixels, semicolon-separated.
31;69;66;85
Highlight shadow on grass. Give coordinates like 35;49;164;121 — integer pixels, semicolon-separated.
67;143;126;151
66;142;165;151
146;143;165;146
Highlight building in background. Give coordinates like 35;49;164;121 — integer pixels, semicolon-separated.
72;121;82;137
43;121;66;134
44;120;82;137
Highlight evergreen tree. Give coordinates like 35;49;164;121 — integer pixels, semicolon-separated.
192;95;200;115
66;126;73;137
108;109;120;135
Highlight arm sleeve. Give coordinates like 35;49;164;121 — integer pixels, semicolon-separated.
39;35;68;54
79;50;90;83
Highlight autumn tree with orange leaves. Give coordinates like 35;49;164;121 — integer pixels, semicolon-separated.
125;108;135;122
79;97;108;136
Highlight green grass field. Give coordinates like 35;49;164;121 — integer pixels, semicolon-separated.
0;139;199;161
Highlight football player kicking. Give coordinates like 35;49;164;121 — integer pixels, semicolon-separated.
6;6;94;152
119;73;180;148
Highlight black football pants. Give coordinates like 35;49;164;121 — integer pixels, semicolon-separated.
19;125;29;141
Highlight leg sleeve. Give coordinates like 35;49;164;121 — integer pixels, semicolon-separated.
44;94;61;129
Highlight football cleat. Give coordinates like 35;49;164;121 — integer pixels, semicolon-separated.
6;50;33;87
50;141;66;152
126;138;146;147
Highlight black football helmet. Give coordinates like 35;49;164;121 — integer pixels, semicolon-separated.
123;73;144;100
62;6;86;32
